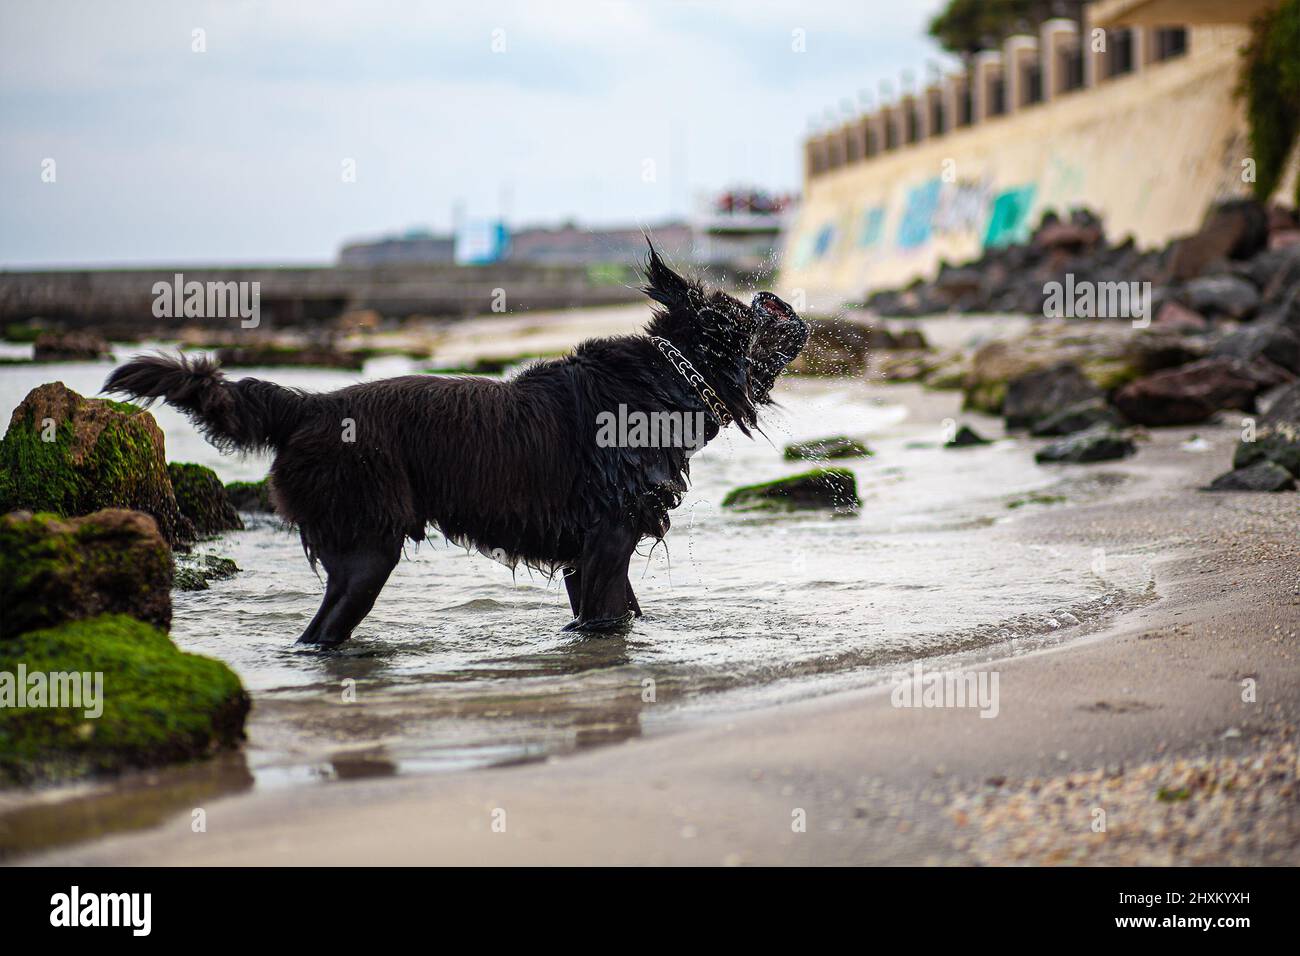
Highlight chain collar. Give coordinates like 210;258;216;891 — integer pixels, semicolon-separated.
648;336;732;427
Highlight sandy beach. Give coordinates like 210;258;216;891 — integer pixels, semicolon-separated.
21;381;1298;867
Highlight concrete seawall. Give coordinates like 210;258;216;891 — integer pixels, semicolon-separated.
779;27;1275;310
0;262;645;332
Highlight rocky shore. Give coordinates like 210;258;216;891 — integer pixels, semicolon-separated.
0;385;251;785
789;199;1300;496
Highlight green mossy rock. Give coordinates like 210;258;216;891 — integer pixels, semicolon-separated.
224;477;275;513
173;553;240;592
168;462;243;535
0;614;249;784
0;382;193;545
0;509;172;641
722;467;861;512
783;436;872;462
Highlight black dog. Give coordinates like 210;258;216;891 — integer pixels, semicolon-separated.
106;248;807;645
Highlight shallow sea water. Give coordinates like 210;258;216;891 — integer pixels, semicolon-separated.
0;347;1155;794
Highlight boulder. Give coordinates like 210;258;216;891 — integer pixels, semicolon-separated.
1182;275;1260;321
876;351;939;382
3;320;49;344
215;344;363;370
224;477;275;513
1152;300;1208;332
174;553;241;592
1003;363;1102;431
1113;358;1281;426
1212;322;1300;375
1034;425;1136;464
945;425;991;448
884;328;929;351
787;318;872;376
922;352;968;390
168;462;243;535
1233;382;1300;477
1033;219;1104;253
1259;251;1300;310
934;266;984;303
722;468;861;512
1030;399;1124;437
0;384;193;546
1165;200;1270;280
0;509;172;640
31;331;110;362
963;341;1043;415
783;436;872;462
1205;461;1296;492
0;614;249;783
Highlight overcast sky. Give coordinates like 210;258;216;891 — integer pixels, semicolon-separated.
0;0;950;266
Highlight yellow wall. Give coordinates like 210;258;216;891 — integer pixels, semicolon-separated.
780;27;1262;310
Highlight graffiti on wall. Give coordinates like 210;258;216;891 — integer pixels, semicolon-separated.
983;184;1038;247
894;175;1037;253
858;204;886;249
789;174;1040;270
896;178;942;249
933;177;995;238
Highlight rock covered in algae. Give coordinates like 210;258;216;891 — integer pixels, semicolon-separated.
167;462;243;535
0;614;249;784
722;467;861;512
0;509;172;640
0;382;193;545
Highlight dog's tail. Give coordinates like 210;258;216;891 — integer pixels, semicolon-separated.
104;352;307;454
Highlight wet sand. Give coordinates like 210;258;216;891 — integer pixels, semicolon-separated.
22;393;1300;866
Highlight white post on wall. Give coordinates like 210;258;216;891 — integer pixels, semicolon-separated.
972;50;1004;123
943;71;969;129
1003;34;1039;112
1040;17;1080;101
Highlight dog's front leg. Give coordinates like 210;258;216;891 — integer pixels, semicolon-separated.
562;522;639;633
563;566;582;616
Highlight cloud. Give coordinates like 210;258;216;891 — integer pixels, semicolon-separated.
0;0;947;265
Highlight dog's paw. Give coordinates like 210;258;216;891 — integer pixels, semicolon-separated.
562;612;634;634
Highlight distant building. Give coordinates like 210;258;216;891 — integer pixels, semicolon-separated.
507;221;693;265
691;189;797;271
338;229;454;266
338;221;693;268
455;219;511;265
336;197;795;273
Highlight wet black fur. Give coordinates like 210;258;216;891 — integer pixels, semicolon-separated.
104;248;808;645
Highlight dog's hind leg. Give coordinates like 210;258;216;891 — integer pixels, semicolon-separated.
301;535;402;647
297;569;345;645
563;523;639;633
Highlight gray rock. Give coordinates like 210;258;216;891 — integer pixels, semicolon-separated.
945;424;992;448
1004;362;1102;431
1035;425;1136;464
1030;399;1124;437
1233;381;1300;477
1183;275;1260;321
1205;461;1296;492
1213;321;1300;374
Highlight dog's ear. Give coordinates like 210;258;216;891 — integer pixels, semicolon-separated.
641;244;694;311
